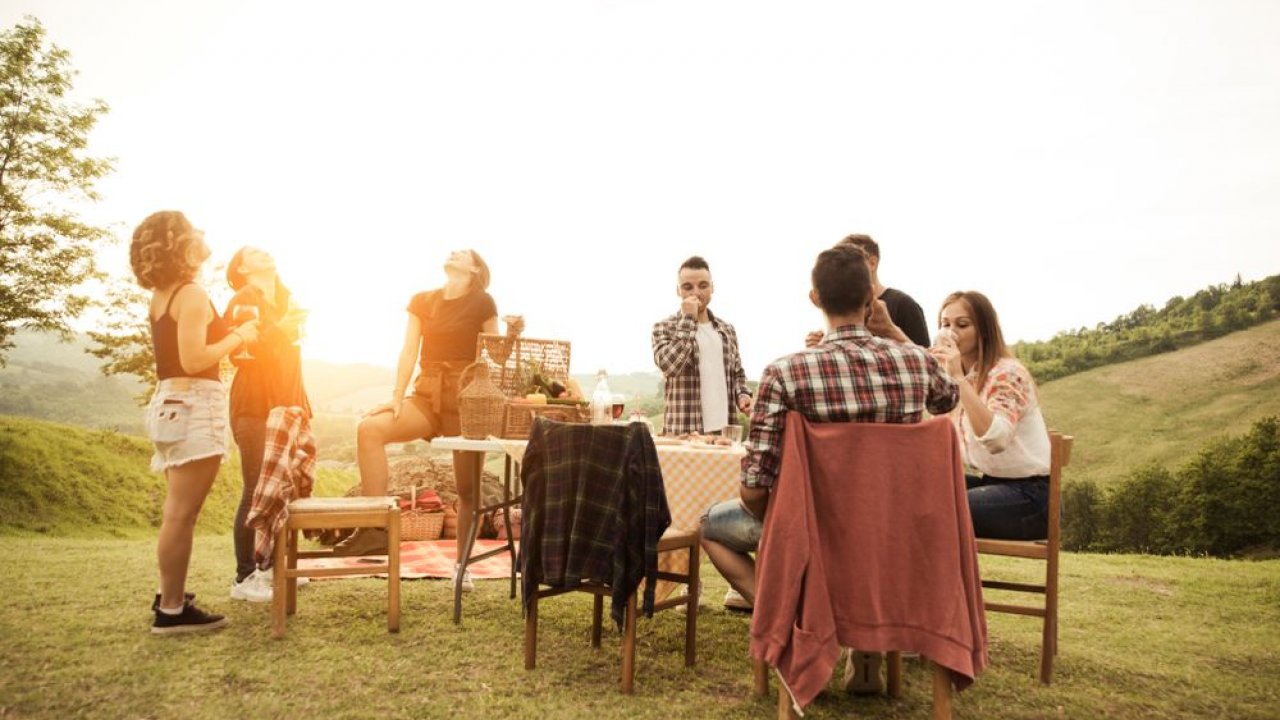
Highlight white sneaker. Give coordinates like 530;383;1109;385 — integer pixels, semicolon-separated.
452;564;475;593
724;588;753;611
230;570;273;603
295;574;310;588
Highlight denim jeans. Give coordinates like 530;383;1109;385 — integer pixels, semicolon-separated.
232;416;267;582
701;498;763;554
965;474;1049;540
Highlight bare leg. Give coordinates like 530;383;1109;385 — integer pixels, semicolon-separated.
453;450;481;556
701;536;757;606
356;403;434;495
157;456;220;609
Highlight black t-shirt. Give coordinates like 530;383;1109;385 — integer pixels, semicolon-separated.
880;287;931;347
408;289;497;366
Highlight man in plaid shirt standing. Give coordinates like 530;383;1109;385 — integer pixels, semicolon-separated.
651;256;754;436
700;245;959;612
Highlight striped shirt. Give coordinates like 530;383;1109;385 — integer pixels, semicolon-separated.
742;325;959;488
651;309;751;436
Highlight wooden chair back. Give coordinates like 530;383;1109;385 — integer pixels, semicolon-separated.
519;419;699;693
974;430;1073;683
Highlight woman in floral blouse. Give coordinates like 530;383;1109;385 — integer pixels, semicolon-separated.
930;291;1052;539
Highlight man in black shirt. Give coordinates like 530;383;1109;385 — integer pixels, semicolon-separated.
837;234;931;347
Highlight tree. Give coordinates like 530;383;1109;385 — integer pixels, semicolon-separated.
85;280;155;401
0;17;113;365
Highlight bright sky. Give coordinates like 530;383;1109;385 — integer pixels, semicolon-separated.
10;1;1280;378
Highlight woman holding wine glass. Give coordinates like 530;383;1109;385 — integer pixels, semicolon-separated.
222;246;312;603
929;291;1052;540
340;250;522;594
130;210;259;634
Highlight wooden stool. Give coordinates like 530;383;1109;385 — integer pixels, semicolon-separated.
271;496;401;639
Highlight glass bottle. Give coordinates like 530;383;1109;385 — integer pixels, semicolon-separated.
591;369;612;425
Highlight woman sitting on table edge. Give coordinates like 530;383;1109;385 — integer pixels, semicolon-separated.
929;290;1052;540
337;250;521;594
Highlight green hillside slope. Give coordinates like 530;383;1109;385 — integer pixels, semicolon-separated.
0;416;354;537
1040;318;1280;488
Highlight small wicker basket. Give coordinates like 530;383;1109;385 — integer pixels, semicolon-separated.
503;401;591;439
401;486;445;541
458;361;506;439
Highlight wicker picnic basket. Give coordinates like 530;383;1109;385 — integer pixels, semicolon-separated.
475;333;591;438
401;486;445;541
503;402;592;439
458;360;506;439
476;334;573;397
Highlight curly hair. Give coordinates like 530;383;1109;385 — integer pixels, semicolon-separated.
129;211;208;289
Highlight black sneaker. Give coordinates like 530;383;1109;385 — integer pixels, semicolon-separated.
151;602;228;635
151;592;196;612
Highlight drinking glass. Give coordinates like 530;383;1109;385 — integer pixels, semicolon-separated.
934;327;957;349
611;397;626;421
230;304;259;360
721;424;743;446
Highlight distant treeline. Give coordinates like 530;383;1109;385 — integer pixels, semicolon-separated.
1016;274;1280;382
1062;416;1280;558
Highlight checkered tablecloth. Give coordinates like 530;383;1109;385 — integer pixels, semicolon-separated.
495;436;742;602
495;437;743;531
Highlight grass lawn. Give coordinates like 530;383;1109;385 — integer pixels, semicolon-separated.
1;536;1277;719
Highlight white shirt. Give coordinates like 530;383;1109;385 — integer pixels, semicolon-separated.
696;321;729;433
959;358;1051;478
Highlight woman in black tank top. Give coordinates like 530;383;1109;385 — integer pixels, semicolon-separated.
130;210;260;635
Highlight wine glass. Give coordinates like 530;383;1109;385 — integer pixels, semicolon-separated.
230;304;259;360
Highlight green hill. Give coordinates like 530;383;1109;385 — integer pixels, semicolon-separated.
0;415;354;538
1040;318;1280;488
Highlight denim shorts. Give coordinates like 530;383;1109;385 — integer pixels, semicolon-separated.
700;498;762;554
146;378;229;472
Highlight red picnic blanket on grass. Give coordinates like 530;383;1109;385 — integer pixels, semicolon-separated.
298;539;516;580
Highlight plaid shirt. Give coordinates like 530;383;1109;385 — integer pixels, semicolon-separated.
245;406;316;564
519;419;670;627
742;325;959;489
651;309;751;435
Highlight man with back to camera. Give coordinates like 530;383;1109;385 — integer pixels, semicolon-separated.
651;255;753;437
807;234;932;348
700;244;959;690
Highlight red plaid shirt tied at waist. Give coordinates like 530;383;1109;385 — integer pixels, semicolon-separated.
246;406;316;565
742;324;959;489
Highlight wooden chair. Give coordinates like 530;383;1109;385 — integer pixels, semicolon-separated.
974;430;1073;684
520;418;700;694
525;528;700;694
749;414;987;719
271;496;401;639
